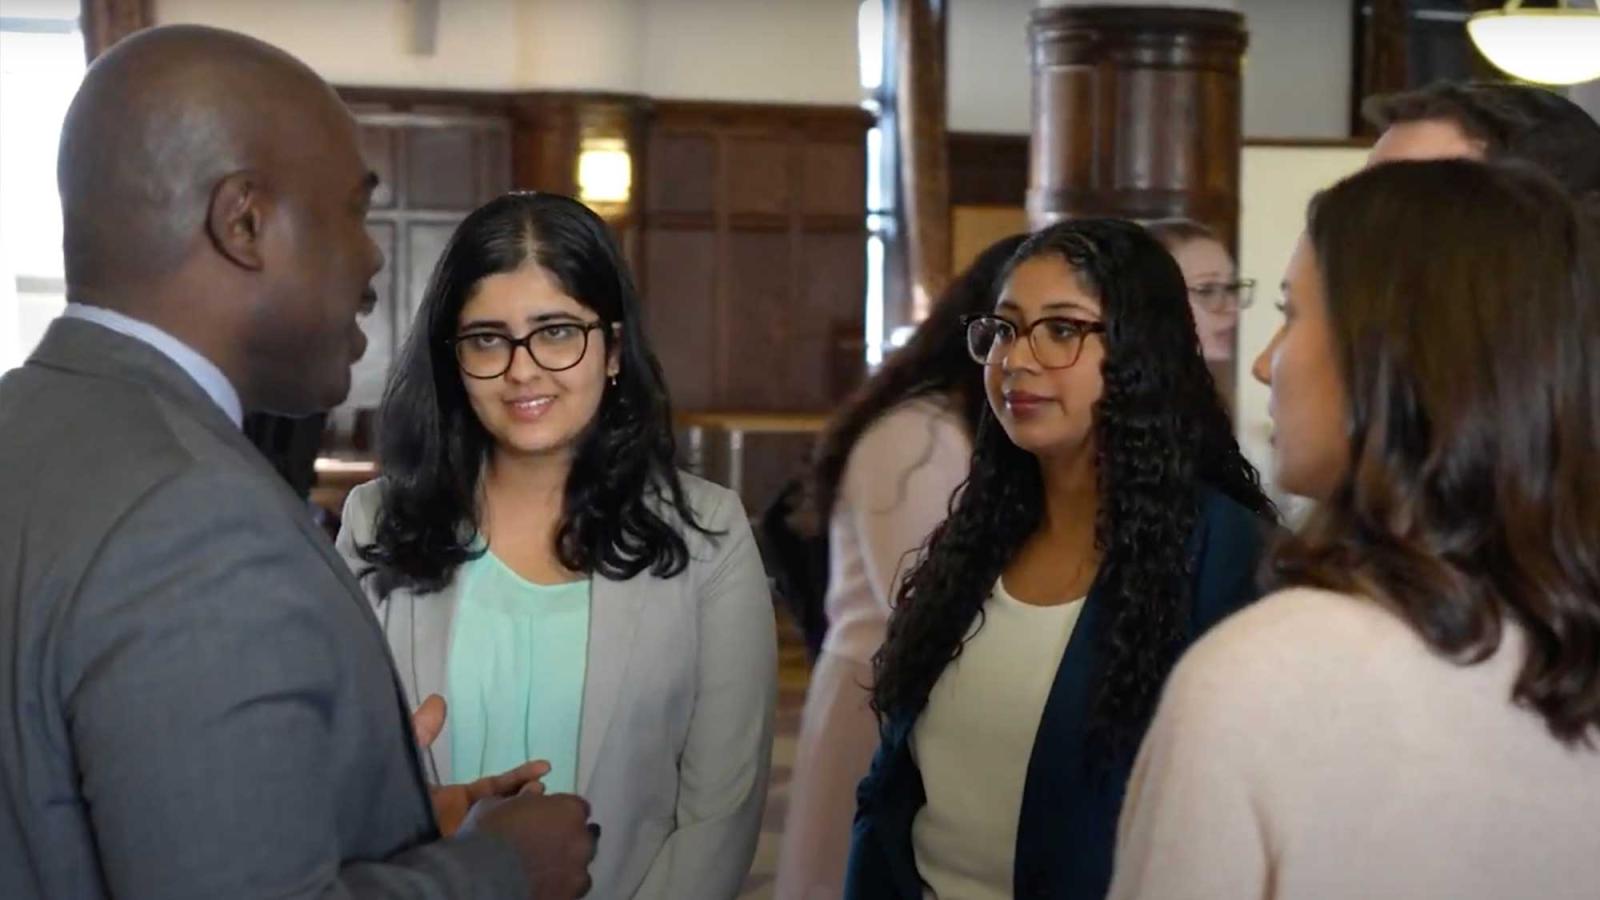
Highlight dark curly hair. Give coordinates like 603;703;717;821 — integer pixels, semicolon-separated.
1267;159;1600;744
870;219;1273;757
357;192;711;597
810;233;1027;525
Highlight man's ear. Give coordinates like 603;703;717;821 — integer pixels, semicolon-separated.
206;171;268;271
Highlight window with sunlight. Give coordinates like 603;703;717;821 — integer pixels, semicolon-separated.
859;0;891;367
0;2;85;372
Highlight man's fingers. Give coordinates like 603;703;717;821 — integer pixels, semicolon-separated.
410;694;446;748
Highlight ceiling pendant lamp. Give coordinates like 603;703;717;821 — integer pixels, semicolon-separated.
1467;0;1600;86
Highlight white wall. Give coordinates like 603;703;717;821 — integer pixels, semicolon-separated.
513;0;644;94
1237;0;1352;139
1569;80;1600;125
155;0;1347;134
638;0;860;104
1235;144;1367;505
949;0;1033;133
155;0;861;104
155;0;525;91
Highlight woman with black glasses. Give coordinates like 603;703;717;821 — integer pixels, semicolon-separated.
844;220;1276;900
335;192;776;899
1146;217;1255;404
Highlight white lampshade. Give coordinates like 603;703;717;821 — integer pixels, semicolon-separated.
1467;7;1600;86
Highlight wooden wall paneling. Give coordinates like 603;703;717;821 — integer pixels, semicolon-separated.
723;230;794;410
509;93;581;196
726;136;793;216
640;101;867;508
798;229;868;406
645;133;718;215
801;139;868;217
506;93;649;277
641;228;719;411
642;133;716;415
947;132;1029;207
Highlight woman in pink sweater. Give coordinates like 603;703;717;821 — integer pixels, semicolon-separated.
772;234;1026;900
1111;159;1600;898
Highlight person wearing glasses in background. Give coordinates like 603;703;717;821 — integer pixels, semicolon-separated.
335;192;777;900
1145;218;1255;406
844;220;1277;900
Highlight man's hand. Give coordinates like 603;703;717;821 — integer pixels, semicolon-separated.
409;694;551;836
474;793;597;900
411;694;447;749
432;760;550;837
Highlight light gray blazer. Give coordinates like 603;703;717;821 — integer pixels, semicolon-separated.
0;319;524;899
336;473;777;900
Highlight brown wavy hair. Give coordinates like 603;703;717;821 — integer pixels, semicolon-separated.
1266;159;1600;744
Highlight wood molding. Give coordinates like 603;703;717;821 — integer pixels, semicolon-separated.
648;99;872;132
337;85;519;113
1244;136;1374;150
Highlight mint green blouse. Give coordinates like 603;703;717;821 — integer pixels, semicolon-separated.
446;550;591;792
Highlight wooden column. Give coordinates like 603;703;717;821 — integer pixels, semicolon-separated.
894;0;951;322
1352;0;1409;136
79;0;151;61
1027;5;1247;248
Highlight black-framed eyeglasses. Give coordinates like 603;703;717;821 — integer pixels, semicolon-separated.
447;321;608;379
1187;279;1256;313
963;314;1106;370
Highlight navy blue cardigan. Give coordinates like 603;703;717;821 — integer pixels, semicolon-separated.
843;487;1273;900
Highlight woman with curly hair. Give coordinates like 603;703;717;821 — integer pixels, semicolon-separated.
774;233;1025;900
335;192;775;899
1111;160;1600;899
843;219;1276;900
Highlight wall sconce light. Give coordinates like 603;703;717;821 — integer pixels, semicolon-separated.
576;137;632;208
1468;0;1600;86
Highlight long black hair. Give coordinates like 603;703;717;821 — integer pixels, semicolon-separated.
810;233;1027;523
871;219;1273;757
357;192;709;597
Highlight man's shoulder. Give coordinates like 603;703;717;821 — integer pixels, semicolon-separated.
2;364;201;540
2;360;293;566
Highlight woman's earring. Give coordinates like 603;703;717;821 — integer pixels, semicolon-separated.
608;373;619;388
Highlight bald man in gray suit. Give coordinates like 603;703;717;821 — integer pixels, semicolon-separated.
0;26;594;899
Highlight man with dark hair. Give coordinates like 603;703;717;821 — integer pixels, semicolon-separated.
1364;81;1600;199
0;25;594;899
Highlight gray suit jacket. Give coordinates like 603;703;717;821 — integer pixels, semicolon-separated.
0;318;526;899
336;474;777;900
